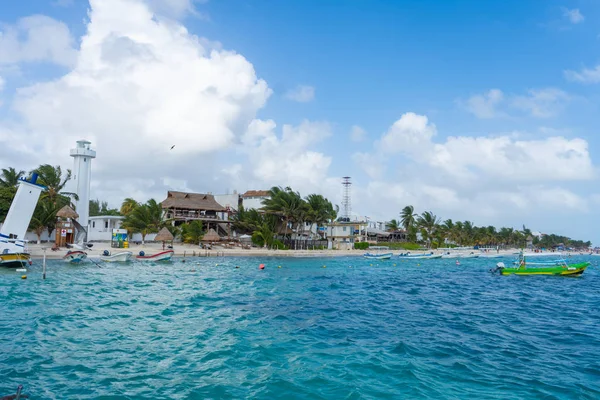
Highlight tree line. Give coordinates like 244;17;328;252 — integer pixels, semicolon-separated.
386;205;592;249
232;186;338;248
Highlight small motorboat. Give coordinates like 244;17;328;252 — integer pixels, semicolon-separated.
363;252;393;260
63;250;87;264
492;251;589;276
398;252;442;260
99;250;133;263
0;252;30;268
136;250;174;262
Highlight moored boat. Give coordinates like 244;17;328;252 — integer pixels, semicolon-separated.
136;250;174;262
0;252;30;268
493;251;589;276
63;250;87;264
398;252;442;260
99;251;133;263
363;252;393;260
0;174;45;269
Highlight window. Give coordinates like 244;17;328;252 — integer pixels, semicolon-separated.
343;227;347;232
92;221;95;228
105;221;109;229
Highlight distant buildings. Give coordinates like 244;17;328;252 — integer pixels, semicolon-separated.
240;190;270;210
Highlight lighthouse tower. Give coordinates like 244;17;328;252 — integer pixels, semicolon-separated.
70;140;96;231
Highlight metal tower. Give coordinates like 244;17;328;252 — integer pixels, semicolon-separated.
342;176;352;221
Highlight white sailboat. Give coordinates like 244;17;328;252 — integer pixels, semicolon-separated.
0;174;45;269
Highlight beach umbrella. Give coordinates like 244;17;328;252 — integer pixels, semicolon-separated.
202;228;220;242
155;227;174;250
56;205;79;220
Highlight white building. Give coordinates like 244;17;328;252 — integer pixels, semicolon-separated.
241;190;270;210
214;192;241;219
70;140;96;230
87;216;156;242
325;221;367;250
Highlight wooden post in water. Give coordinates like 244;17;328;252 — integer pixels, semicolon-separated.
42;248;47;280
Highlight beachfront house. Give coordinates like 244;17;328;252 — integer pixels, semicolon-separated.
161;191;231;237
326;221;367;250
241;190;270;210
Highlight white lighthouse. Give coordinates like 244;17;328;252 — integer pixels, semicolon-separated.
70;140;96;232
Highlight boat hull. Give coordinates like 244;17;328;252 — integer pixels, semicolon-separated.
398;254;442;260
136;250;174;262
500;262;589;276
363;252;393;260
0;253;30;268
99;251;133;263
63;251;87;264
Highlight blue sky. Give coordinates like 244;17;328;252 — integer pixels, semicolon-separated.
0;0;598;244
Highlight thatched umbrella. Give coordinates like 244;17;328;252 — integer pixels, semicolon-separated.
155;227;174;250
202;228;220;242
56;205;79;220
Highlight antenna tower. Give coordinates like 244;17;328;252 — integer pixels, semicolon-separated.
342;176;352;221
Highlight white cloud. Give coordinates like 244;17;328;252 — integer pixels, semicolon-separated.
240;119;332;192
0;15;76;66
352;152;384;179
461;88;569;118
378;112;436;155
563;8;584;24
510;88;570;118
0;76;4;92
146;0;208;19
284;85;315;103
350;125;366;142
3;0;270;205
565;65;600;84
462;89;504;119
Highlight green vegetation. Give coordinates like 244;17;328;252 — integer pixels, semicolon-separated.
121;199;164;244
89;199;120;216
180;220;204;245
234;186;337;249
354;242;369;250
376;242;424;251
396;204;592;249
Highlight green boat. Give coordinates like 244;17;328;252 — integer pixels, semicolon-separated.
493;251;589;276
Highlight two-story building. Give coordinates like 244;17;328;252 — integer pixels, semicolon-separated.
161;191;231;237
241;190;270;210
326;221;367;250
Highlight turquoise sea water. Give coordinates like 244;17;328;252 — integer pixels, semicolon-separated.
1;255;599;399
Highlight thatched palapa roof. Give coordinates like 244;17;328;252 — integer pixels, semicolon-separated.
155;227;174;242
56;205;79;219
241;190;270;198
161;191;226;211
202;228;221;242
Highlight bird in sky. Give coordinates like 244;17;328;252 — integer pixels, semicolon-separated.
170;145;175;150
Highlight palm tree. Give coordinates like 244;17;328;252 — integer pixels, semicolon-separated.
29;200;59;244
32;164;77;204
306;194;336;238
0;168;25;188
120;198;139;216
417;211;440;248
441;219;454;244
386;219;400;232
400;205;417;232
181;220;204;245
262;186;305;239
121;199;164;244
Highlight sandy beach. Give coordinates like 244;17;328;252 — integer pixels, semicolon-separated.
25;242;523;260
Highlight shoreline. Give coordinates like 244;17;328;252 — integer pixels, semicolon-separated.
23;243;547;260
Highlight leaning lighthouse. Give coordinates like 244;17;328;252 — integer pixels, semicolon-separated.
70;140;96;231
